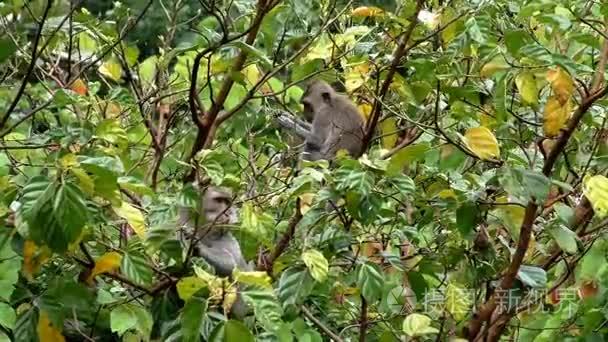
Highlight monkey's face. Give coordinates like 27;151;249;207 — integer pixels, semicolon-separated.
202;188;238;225
301;81;333;121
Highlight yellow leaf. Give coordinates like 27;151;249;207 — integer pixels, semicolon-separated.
71;168;95;195
176;276;207;301
345;64;370;93
478;108;496;129
87;252;122;283
298;193;315;215
546;67;574;104
440;8;458;43
113;202;146;238
444;283;471;321
524;233;536;263
98;59;123;82
480;57;509;78
104;102;122;118
583;175;608;218
233;270;272;288
58;153;79;170
22;240;50;281
301;249;329;282
351;6;383;17
70;79;88;96
37;311;65;342
463;126;500;160
437;189;457;200
242;64;260;86
515;72;538;106
358;103;372;120
379;117;398;149
543;96;572;137
302;35;333;62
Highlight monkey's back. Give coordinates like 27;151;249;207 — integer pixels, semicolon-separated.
324;94;366;157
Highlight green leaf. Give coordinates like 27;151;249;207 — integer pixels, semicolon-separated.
210;320;255;342
99;58;123;82
110;305;137;336
520;170;550;203
0;303;16;330
387;144;430;175
465;17;486;43
78;32;97;53
402;313;439;337
278;267;314;306
504;30;529;56
0;38;17;63
52;181;88;239
19;176;55;223
301;249;329;282
181;297;206;342
121;250;153;286
517;265;547;288
201;160;225;186
456;202;478;236
494;73;508;122
176;277;207;301
357;262;384;302
118;177;154;197
549;224;578;254
240;289;284;332
95;119;129;150
138;56;158;85
389;175;416;194
0;237;21;301
13;307;36;342
444;283;471;321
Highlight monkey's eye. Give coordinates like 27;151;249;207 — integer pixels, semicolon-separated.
217;198;231;206
302;100;312;112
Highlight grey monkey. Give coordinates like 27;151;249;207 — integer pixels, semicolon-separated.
301;80;366;161
178;186;251;318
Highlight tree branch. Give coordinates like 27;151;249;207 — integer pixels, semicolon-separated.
185;0;280;182
361;0;425;153
0;0;53;130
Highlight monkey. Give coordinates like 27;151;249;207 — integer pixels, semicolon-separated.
300;80;366;162
177;185;252;318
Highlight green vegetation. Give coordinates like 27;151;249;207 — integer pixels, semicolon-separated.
1;0;608;341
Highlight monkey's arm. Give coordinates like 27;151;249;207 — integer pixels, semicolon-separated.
274;111;312;140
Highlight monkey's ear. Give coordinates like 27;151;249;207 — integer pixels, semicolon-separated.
321;91;331;103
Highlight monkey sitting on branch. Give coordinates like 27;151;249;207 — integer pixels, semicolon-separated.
275;80;366;162
177;185;251;318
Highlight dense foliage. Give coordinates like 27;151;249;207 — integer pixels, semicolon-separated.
2;0;608;341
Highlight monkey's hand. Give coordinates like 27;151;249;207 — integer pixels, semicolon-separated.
275;111;311;140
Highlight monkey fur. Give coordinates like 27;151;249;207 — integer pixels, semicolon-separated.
301;80;366;161
177;186;251;318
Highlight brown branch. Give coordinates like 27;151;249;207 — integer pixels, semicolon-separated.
465;81;608;342
359;295;368;342
0;0;53;130
361;0;425;153
380;127;422;159
185;0;280;182
301;306;345;342
258;200;303;273
213;0;350;125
